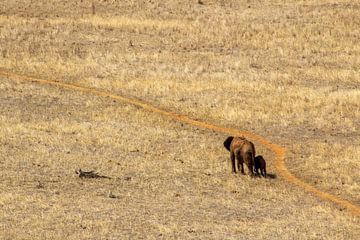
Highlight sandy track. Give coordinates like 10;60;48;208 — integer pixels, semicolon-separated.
1;69;359;218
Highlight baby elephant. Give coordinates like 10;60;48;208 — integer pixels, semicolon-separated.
223;136;255;176
254;155;267;178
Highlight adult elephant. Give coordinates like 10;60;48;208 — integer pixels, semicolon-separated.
223;136;255;175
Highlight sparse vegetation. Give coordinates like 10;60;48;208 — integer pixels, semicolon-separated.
1;0;359;239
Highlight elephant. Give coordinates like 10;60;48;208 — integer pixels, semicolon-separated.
254;155;267;178
223;136;255;175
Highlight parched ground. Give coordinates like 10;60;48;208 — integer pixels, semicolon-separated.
1;76;359;239
1;0;360;239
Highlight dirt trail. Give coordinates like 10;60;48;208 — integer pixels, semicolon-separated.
1;69;359;218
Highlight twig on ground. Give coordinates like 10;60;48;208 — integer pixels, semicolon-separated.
75;169;111;179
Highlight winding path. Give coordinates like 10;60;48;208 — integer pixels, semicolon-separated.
1;70;359;217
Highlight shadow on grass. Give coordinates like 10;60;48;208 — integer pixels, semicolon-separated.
266;173;277;179
254;173;277;179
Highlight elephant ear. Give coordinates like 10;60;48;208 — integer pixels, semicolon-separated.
223;136;234;151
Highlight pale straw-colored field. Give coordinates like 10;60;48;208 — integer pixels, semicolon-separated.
1;0;359;239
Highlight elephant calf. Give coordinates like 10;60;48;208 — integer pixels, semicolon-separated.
254;155;267;178
223;136;255;175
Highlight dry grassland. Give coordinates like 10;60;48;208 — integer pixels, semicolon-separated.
1;0;360;239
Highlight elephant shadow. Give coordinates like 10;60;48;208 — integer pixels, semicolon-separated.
254;172;277;179
265;173;277;179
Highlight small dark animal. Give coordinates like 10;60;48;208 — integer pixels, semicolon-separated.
254;155;267;178
223;136;255;175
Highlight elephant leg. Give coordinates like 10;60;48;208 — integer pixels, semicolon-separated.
247;164;254;176
240;163;245;174
240;159;245;175
246;153;254;176
237;152;245;174
230;151;236;173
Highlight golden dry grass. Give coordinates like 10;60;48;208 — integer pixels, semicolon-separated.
1;0;360;239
